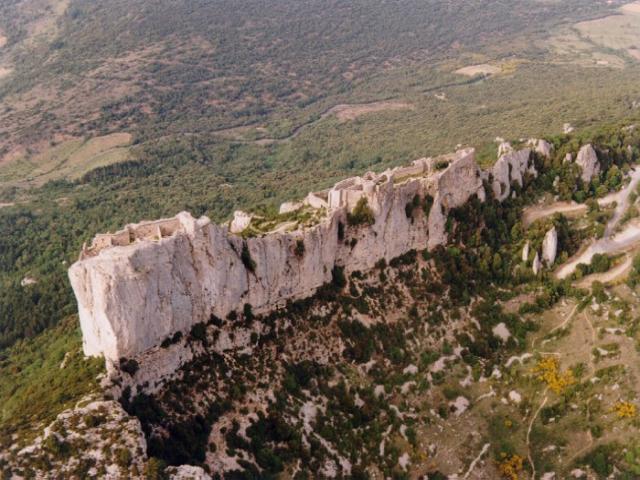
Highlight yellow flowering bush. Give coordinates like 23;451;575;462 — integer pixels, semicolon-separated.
613;401;637;419
532;357;575;394
498;453;524;480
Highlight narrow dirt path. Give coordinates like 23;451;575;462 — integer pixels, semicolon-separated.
523;202;586;227
556;167;640;279
527;392;549;480
584;312;596;343
463;443;490;479
550;303;579;333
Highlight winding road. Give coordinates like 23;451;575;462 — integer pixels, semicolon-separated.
556;167;640;279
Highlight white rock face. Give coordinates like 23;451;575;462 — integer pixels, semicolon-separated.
169;465;212;480
230;210;252;233
492;322;511;342
69;147;525;364
527;138;553;158
497;142;514;157
532;252;542;275
522;241;530;262
576;144;600;183
20;276;37;286
542;227;558;266
491;147;536;201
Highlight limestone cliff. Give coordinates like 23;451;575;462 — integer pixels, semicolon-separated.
69;145;543;365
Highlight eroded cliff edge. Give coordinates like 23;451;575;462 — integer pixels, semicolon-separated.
69;143;550;365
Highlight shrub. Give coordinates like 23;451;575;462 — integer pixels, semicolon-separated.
331;265;346;290
119;358;139;376
347;197;375;226
241;242;256;272
144;457;168;480
405;194;420;219
190;322;207;342
115;447;132;468
243;303;254;321
591;253;611;273
294;239;305;257
42;434;70;459
423;194;434;217
84;413;105;428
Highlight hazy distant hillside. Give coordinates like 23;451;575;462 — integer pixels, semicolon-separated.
0;0;626;163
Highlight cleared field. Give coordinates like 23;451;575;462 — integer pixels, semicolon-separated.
454;64;501;76
0;133;132;187
329;101;413;122
574;1;640;59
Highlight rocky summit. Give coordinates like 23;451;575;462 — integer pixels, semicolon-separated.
69;143;549;373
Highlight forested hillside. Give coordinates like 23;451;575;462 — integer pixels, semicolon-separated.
0;0;627;161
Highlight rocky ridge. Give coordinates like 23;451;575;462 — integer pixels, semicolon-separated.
68;142;551;371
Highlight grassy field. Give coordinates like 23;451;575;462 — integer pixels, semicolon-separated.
0;133;131;188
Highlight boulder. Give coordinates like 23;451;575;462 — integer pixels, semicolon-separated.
576;144;600;183
542;227;558;266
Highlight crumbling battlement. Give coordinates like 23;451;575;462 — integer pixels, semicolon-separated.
81;217;184;259
69;142;549;365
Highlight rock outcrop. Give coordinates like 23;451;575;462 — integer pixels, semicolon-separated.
11;399;147;478
169;466;212;480
230;210;252;233
528;138;553;158
68;146;540;365
542;227;558;266
497;142;514;157
522;241;530;262
532;252;542;275
576;144;600;183
490;145;537;201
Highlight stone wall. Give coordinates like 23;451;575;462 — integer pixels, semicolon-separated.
69;144;547;364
